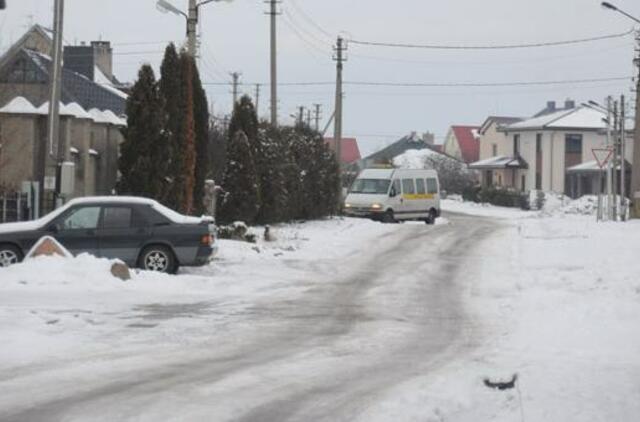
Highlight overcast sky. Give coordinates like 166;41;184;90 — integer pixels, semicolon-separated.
1;0;639;155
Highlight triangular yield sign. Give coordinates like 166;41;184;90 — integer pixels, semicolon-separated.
592;148;614;169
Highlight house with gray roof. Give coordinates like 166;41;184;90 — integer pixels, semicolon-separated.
0;25;128;216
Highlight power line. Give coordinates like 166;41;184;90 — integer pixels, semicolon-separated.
288;0;334;40
348;28;635;50
343;76;631;87
202;76;631;87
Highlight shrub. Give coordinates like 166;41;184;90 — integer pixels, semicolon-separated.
478;187;530;210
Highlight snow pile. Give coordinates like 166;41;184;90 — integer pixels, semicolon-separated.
393;148;440;169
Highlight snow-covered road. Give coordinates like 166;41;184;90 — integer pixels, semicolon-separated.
0;214;495;422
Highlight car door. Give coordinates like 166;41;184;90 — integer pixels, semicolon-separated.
49;205;101;256
97;205;151;265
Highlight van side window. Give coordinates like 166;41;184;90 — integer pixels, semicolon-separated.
391;179;401;196
426;178;438;194
416;178;426;194
402;179;415;195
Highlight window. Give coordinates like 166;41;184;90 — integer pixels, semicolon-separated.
513;134;521;156
492;144;498;157
536;134;542;153
536;173;542;190
426;178;438;194
416;178;426;194
102;207;132;229
350;179;391;194
61;207;100;230
565;134;583;153
402;179;415;195
391;179;401;197
521;175;526;191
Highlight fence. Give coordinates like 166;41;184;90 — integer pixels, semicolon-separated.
0;192;31;223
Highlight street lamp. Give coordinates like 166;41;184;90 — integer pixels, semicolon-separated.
602;2;640;218
601;2;640;24
156;0;232;57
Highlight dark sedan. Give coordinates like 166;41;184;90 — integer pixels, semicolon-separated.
0;197;217;273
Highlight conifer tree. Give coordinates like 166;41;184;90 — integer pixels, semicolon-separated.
159;43;185;210
219;131;260;224
228;95;259;158
117;65;166;199
192;59;210;215
180;52;197;214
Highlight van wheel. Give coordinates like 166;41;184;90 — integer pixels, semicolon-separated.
425;209;437;225
382;210;396;224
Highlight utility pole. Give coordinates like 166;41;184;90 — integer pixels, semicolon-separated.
632;32;640;218
230;72;241;106
313;103;322;131
187;0;198;57
297;106;305;126
306;108;312;127
255;83;261;117
612;99;619;221
606;96;614;220
47;0;64;159
266;0;280;126
333;36;346;179
620;94;627;220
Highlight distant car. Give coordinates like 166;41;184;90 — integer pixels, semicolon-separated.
0;196;217;273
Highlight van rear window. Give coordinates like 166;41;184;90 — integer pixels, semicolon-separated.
427;178;438;194
350;179;391;194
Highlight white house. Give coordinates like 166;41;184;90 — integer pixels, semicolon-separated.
470;104;634;198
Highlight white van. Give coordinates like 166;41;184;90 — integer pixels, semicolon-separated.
344;168;441;224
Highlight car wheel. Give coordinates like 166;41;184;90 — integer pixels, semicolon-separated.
0;244;23;268
139;245;177;274
382;209;395;224
425;209;437;225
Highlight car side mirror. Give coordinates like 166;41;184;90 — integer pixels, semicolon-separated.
389;188;396;198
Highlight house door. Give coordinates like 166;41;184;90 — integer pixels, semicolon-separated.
485;171;493;187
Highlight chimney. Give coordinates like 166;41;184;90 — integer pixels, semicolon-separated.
63;41;113;83
422;132;435;145
564;99;576;109
91;41;113;82
546;101;556;112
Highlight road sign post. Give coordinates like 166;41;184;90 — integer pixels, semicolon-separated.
593;147;614;221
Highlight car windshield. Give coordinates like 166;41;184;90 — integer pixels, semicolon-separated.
349;179;391;194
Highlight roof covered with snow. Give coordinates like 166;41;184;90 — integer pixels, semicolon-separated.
0;96;38;114
469;155;529;170
505;106;607;132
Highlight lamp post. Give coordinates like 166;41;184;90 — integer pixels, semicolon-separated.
156;0;232;58
602;2;640;217
601;2;640;24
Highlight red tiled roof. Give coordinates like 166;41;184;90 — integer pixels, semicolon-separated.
451;126;480;163
324;137;361;164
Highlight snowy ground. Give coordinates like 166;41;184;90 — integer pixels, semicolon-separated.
364;198;640;421
1;202;640;421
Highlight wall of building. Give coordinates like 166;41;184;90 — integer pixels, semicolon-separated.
443;129;462;161
513;129;610;193
0;114;36;190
